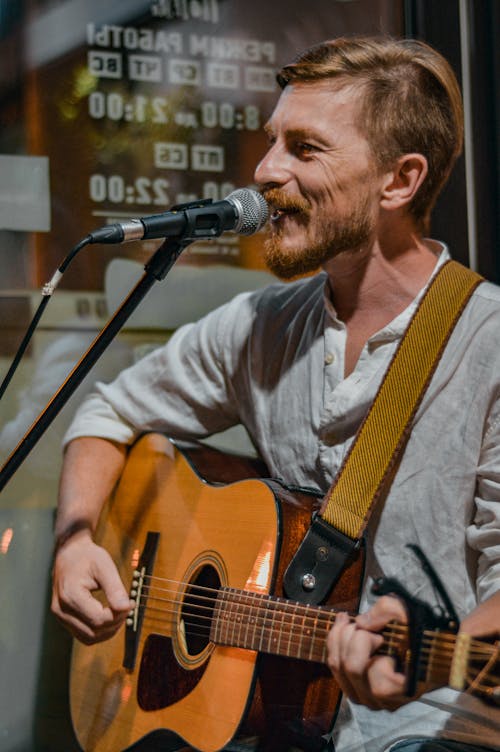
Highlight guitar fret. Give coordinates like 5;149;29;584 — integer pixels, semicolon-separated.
266;598;277;653
295;601;305;658
306;604;326;662
301;603;311;659
244;590;257;649
253;592;265;651
220;588;230;645
425;631;438;685
320;612;335;662
283;599;302;658
239;588;255;649
309;610;320;662
229;588;239;646
257;593;267;653
210;592;219;644
288;602;300;658
278;600;288;653
385;624;399;658
295;604;304;659
224;588;233;645
267;598;291;656
271;601;280;651
225;588;234;645
252;591;261;648
277;597;286;655
270;597;285;655
211;588;223;644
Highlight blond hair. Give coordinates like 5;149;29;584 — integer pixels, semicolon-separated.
277;37;464;233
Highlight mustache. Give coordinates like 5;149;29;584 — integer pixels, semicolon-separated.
261;188;311;215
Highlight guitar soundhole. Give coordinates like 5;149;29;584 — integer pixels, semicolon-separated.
182;564;221;656
137;564;221;711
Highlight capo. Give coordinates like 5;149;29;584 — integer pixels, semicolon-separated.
371;544;460;697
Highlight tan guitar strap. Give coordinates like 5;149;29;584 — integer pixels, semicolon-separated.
283;260;484;604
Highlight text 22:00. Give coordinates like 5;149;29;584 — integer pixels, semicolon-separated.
89;175;171;205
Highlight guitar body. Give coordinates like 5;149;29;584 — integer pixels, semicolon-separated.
70;433;363;752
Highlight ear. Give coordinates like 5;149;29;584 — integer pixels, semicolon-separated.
380;153;428;211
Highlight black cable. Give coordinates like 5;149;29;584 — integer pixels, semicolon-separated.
0;295;49;401
58;234;93;274
0;234;92;402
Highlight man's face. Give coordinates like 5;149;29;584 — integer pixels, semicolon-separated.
254;80;384;278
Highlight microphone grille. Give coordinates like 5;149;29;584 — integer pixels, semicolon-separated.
226;188;269;235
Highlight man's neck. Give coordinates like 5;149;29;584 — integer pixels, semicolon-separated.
323;233;440;326
322;231;441;378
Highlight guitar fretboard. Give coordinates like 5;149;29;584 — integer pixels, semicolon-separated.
210;586;335;662
208;585;500;706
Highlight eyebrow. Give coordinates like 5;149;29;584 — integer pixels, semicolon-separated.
264;122;332;147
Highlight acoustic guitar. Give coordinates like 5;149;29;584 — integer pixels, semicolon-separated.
69;433;500;752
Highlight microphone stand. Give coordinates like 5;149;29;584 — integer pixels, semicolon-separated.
0;235;189;493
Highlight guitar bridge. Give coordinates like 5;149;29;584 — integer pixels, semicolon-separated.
123;531;160;670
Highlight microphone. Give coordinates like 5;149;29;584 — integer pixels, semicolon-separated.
88;188;269;245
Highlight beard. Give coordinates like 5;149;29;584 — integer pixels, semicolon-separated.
262;188;374;280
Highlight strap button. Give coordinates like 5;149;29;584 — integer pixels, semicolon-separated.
301;573;316;591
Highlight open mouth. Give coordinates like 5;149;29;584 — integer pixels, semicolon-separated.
270;206;300;222
262;189;310;225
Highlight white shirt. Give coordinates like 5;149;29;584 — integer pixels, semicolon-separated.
64;246;500;749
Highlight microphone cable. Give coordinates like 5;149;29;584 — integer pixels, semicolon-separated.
0;233;92;402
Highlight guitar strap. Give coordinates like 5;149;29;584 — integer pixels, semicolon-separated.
283;260;484;604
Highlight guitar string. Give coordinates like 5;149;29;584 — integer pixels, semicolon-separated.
133;575;359;635
139;590;338;664
136;572;499;657
127;567;500;688
126;583;500;686
134;606;495;686
135;578;498;659
138;600;471;666
134;577;496;658
137;602;462;674
136;575;494;655
465;644;500;695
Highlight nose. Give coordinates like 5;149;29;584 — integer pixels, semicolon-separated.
254;141;290;189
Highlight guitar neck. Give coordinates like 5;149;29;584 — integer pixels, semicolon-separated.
211;587;335;663
210;586;500;701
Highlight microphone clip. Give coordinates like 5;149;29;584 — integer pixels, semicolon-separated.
169;197;213;212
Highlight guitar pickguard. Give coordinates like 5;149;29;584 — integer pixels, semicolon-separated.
136;548;225;711
138;633;208;711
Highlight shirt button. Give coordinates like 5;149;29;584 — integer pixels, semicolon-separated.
324;352;335;365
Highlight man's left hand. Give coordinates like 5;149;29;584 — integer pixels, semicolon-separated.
326;596;410;711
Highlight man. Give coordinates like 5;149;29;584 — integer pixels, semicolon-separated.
52;37;500;751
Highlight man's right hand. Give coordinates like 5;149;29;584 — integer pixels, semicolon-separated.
51;530;133;645
51;436;130;644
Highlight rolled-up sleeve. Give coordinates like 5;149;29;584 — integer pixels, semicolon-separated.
62;291;257;448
